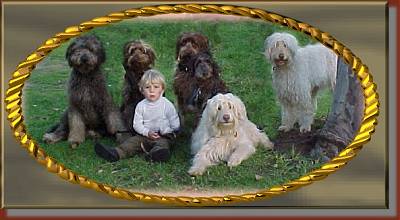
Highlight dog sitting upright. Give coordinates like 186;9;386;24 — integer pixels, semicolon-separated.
120;40;156;135
185;51;229;124
43;35;123;148
173;32;227;126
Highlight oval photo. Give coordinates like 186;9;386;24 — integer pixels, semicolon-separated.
20;12;368;200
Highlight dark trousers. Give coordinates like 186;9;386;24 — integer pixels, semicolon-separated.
115;135;172;159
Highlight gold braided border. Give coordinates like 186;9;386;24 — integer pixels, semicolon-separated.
4;4;379;206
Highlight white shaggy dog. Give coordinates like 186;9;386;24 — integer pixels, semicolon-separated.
264;32;337;133
188;93;273;176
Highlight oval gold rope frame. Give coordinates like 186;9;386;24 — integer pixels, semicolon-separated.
5;4;379;206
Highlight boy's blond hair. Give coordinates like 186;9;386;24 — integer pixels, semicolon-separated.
139;69;166;91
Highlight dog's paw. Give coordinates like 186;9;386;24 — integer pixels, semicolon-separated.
299;125;311;133
68;138;83;149
264;140;274;150
227;157;243;167
107;126;117;135
70;142;79;149
68;133;84;147
43;133;60;144
87;130;101;139
188;166;205;176
278;125;290;132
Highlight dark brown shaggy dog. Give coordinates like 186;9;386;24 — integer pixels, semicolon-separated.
173;32;213;125
42;35;123;148
120;40;156;134
176;50;229;126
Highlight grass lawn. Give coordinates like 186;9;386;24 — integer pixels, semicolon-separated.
23;17;330;195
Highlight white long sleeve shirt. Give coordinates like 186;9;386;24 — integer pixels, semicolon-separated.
132;97;180;137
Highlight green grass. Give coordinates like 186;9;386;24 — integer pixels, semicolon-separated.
23;19;329;193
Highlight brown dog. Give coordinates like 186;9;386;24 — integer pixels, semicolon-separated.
185;51;229;123
42;35;123;148
120;40;156;135
173;32;214;126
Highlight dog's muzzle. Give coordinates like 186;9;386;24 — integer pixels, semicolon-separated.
127;54;151;68
178;45;197;61
195;63;212;79
274;58;288;67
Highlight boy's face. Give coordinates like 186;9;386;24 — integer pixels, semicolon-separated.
142;82;164;102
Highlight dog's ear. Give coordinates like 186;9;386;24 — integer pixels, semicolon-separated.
231;100;240;120
90;35;106;64
122;41;132;69
145;45;156;65
263;48;272;61
230;95;247;120
210;55;220;77
175;33;185;60
123;41;132;57
202;35;210;50
205;98;217;123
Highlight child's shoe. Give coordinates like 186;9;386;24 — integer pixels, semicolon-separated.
94;142;119;162
149;145;170;162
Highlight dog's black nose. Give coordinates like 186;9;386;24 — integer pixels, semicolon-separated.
223;114;230;121
81;54;89;63
279;53;284;59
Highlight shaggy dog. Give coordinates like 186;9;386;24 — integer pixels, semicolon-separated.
264;32;337;133
173;32;213;124
120;40;156;134
185;51;229;125
42;35;123;148
173;32;228;126
188;93;273;176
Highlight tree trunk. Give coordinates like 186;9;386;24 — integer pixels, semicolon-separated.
311;57;365;162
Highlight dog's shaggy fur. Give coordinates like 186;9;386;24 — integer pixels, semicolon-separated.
188;93;273;176
173;32;228;126
264;32;337;133
120;40;156;134
42;35;123;148
185;51;229;124
173;33;212;123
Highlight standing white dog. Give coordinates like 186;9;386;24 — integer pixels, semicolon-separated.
264;32;337;133
188;93;273;176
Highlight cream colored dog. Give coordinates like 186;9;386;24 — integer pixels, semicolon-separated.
264;32;337;133
188;93;273;176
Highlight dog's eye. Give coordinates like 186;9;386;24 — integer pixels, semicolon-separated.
217;105;221;111
228;103;232;109
283;43;287;48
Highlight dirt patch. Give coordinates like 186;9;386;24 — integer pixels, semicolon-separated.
274;130;316;155
273;119;327;155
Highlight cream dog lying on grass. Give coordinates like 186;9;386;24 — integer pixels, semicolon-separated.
188;93;273;176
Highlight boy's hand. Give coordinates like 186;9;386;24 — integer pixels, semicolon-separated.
148;131;160;140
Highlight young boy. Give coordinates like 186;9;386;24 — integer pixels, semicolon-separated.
95;69;180;162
